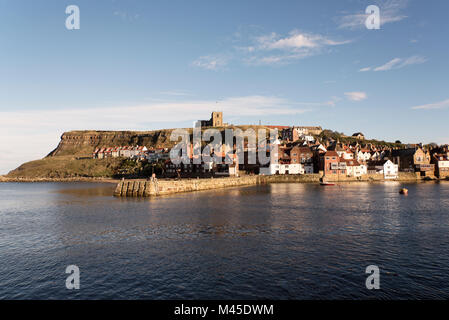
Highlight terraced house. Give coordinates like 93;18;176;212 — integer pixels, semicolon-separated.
431;153;449;179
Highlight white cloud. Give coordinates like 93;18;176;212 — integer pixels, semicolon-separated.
359;67;371;72
257;31;350;50
191;55;228;71
244;30;351;65
359;55;427;72
412;98;449;110
193;29;351;68
374;58;403;71
345;92;367;101
400;55;427;67
337;0;408;29
0;95;337;174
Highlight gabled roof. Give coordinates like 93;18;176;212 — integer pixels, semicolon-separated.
367;159;390;166
391;148;417;157
324;151;339;157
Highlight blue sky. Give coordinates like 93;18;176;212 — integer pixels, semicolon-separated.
1;0;449;173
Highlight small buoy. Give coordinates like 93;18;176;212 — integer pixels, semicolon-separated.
399;188;408;195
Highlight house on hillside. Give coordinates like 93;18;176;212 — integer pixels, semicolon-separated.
352;132;365;140
356;149;371;162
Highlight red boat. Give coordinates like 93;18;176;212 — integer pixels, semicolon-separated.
320;182;335;186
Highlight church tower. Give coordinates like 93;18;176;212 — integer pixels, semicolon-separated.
211;111;223;127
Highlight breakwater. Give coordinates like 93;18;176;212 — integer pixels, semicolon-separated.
113;172;425;197
113;174;321;197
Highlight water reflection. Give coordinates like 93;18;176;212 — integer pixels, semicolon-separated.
1;181;449;299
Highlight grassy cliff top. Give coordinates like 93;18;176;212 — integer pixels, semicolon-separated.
6;156;125;179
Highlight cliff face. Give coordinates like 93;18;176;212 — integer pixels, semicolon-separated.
47;130;179;157
47;126;267;157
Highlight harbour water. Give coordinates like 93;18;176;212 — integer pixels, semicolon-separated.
1;181;449;299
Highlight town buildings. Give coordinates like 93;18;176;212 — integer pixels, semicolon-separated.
89;117;448;179
388;147;435;177
281;126;322;142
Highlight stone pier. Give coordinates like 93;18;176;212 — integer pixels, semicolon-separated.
113;175;321;197
113;172;419;197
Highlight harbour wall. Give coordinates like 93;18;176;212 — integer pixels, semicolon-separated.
113;172;423;197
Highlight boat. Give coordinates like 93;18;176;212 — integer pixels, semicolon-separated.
399;188;408;195
320;181;335;186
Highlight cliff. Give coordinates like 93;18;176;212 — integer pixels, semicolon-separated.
47;126;268;157
6;129;180;179
47;129;179;157
6;126;267;179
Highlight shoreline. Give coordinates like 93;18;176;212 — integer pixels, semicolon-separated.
0;176;120;183
1;174;446;184
1;174;446;185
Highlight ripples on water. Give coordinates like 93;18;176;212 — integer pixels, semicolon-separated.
1;181;449;299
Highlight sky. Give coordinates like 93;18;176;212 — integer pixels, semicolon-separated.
1;0;449;174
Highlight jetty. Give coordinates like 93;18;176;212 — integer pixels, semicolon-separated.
113;172;421;197
113;175;319;197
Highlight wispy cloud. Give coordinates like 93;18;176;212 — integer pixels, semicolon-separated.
256;31;351;50
374;57;403;71
191;55;228;71
359;67;372;72
337;0;408;29
0;95;337;174
412;98;449;110
192;29;352;68
113;10;140;22
345;92;367;101
359;55;427;72
245;30;351;65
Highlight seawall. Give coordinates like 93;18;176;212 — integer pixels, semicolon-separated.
323;172;421;182
114;172;429;197
113;174;321;197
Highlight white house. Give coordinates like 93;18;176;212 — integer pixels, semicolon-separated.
300;134;315;142
383;160;398;179
259;163;303;175
344;160;365;177
342;150;354;160
368;159;398;179
304;163;314;174
356;150;371;162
